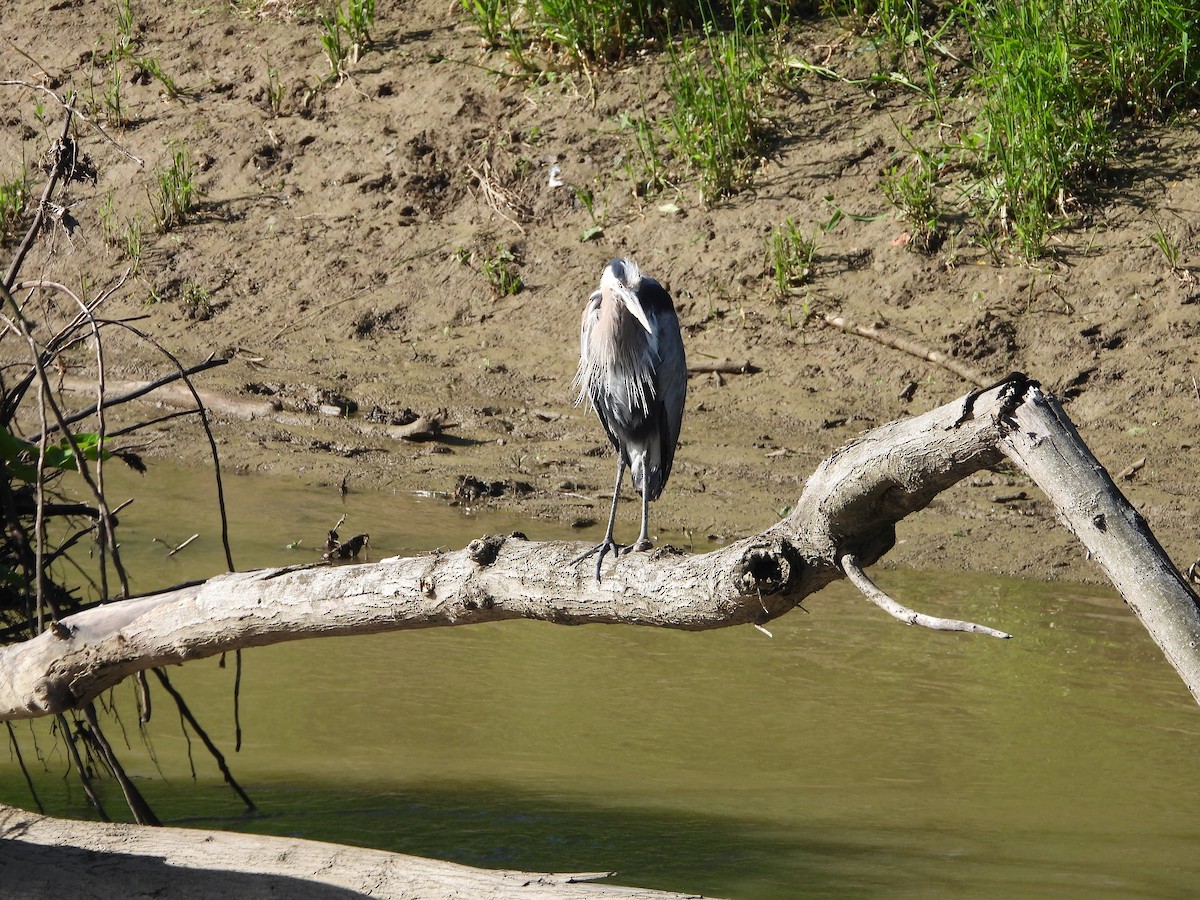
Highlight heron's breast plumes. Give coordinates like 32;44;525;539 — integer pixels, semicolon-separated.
575;291;659;424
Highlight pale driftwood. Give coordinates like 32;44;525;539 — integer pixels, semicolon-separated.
0;804;706;900
60;375;280;420
375;407;448;441
59;377;450;441
0;533;797;720
3;376;1200;720
1117;456;1147;481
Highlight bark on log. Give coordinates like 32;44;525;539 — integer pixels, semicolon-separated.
0;804;706;900
2;376;1199;719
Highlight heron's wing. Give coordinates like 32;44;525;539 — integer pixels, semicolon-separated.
648;303;687;495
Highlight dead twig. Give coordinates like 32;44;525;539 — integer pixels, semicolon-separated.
1117;457;1146;481
465;158;530;233
687;358;759;375
823;313;988;388
166;534;200;557
4;102;76;290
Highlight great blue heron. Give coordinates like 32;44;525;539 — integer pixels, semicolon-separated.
572;258;686;581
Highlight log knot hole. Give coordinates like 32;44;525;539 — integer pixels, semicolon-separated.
467;534;506;566
736;541;798;596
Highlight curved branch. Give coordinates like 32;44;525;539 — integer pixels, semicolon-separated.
3;104;75;291
840;553;1012;638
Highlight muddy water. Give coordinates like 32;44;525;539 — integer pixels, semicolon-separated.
4;464;1200;899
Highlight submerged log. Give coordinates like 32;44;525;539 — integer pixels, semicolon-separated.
0;804;706;900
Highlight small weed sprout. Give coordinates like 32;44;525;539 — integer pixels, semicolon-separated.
1150;223;1184;275
114;0;136;55
572;185;605;241
621;111;669;197
123;217;145;271
319;10;349;78
135;56;181;99
342;0;375;49
99;190;145;271
767;218;819;296
180;279;212;319
482;245;523;297
264;57;286;115
98;190;119;244
881;150;944;253
0;169;30;243
460;0;508;49
103;65;124;127
320;0;375;80
152;145;198;232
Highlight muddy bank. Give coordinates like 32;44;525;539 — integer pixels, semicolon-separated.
2;1;1199;585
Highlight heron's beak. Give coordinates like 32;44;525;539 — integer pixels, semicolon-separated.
618;288;653;334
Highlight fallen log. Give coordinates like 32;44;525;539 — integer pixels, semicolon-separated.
0;804;706;900
3;375;1198;720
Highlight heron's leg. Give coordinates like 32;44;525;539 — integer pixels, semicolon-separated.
629;475;652;553
570;459;625;581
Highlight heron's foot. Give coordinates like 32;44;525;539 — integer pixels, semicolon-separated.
570;539;622;582
623;538;653;554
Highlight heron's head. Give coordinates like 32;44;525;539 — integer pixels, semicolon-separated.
600;257;652;334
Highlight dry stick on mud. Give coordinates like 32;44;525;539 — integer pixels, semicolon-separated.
686;358;759;375
822;312;989;387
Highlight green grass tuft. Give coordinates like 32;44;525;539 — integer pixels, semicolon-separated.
0;169;29;244
766;218;819;296
968;0;1200;258
660;6;773;201
482;245;523;296
152;145;198;233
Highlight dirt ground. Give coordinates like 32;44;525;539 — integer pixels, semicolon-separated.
2;1;1199;585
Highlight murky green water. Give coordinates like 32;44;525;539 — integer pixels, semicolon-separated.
4;463;1200;898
